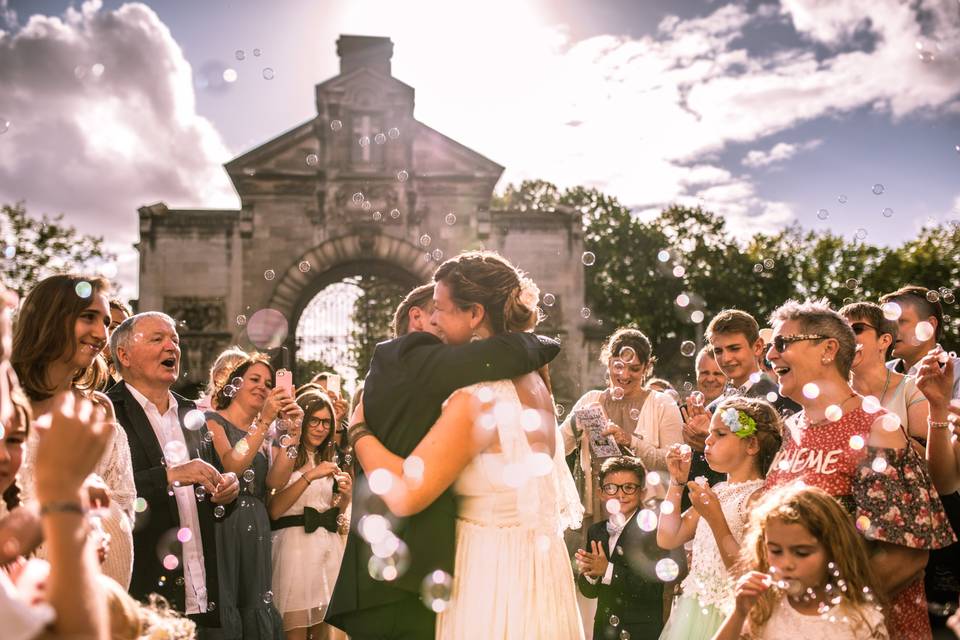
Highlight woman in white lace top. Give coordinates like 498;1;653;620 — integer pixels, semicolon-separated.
656;397;783;640
11;274;136;588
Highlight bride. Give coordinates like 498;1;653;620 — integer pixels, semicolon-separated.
351;251;584;639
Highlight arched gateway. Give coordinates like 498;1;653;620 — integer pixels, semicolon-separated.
136;35;591;406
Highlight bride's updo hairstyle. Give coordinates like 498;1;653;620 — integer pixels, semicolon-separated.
433;251;542;334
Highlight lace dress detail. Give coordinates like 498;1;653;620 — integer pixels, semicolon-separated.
436;379;584;639
20;421;136;588
680;479;764;611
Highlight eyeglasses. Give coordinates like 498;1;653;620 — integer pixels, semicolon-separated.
308;418;334;429
771;334;829;353
600;482;641;495
850;322;877;336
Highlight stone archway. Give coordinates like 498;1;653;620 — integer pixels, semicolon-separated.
268;233;431;381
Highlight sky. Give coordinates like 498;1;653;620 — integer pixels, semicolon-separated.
0;0;958;299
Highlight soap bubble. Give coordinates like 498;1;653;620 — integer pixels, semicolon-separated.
374;132;387;144
261;67;275;80
368;469;394;495
242;469;256;483
680;340;697;357
445;213;457;225
690;391;705;406
672;265;685;278
262;590;273;603
871;457;888;473
838;194;848;204
387;127;400;139
542;293;556;306
611;387;625;401
824;405;843;422
184;410;206;431
581;252;596;266
264;270;276;281
305;154;319;167
619;346;637;363
396;169;409;183
580;307;591;319
298;261;311;273
675;294;690;308
872;183;884;195
253;48;262;57
222;68;238;83
163;441;188;465
419;234;432;247
690;310;705;323
763;258;775;269
609;615;620;626
915;320;935;341
802;383;820;399
862;395;881;413
926;290;941;303
657;250;670;262
882;207;893;218
881;302;902;321
817;209;829;220
845;278;859;290
75;281;93;298
245;308;289;349
421;570;453;613
352;192;364;205
849;434;865;450
638;509;658;531
330;120;343;132
656;558;680;581
235;50;245;60
389;208;400;219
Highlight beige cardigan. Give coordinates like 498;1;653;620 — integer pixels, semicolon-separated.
560;388;684;512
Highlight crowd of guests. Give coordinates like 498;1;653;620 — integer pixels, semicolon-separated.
0;261;959;639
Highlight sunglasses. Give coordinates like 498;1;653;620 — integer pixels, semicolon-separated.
771;334;829;353
850;322;877;335
600;482;641;496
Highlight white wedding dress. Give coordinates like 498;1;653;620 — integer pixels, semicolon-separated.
436;380;585;640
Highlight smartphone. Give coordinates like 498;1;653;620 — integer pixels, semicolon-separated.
679;404;690;423
275;368;293;395
325;374;341;397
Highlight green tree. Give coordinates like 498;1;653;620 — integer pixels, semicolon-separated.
496;180;960;383
1;201;114;297
349;274;408;379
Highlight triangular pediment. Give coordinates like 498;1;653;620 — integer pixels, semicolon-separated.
224;118;318;182
315;66;415;105
410;120;503;179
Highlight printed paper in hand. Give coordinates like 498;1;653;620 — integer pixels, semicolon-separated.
575;406;621;458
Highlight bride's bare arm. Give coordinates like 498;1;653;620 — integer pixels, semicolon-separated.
353;391;495;517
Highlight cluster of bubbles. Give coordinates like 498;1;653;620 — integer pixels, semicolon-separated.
753;258;776;273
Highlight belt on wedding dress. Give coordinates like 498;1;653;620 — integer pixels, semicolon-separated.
270;506;339;533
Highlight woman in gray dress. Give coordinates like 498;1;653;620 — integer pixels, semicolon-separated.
205;350;303;639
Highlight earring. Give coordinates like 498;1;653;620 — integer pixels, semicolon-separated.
822;357;832;365
470;332;481;343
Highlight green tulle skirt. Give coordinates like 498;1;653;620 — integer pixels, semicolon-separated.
659;594;728;640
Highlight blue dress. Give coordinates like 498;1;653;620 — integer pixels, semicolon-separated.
206;412;285;639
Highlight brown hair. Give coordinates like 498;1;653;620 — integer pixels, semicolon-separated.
391;283;434;338
706;309;761;345
739;485;883;638
209;350;275;410
599;327;655;367
433;251;540;334
598;455;647;487
715;396;783;477
293;389;338;471
879;284;944;341
839;302;898;341
1;378;31;511
12;274;111;401
109;297;132;319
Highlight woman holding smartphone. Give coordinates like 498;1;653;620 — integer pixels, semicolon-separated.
205;349;302;640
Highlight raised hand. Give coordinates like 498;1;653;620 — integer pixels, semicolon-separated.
916;345;954;414
211;471;239;504
574;540;609;578
687;480;723;524
666;442;692;485
733;571;771;617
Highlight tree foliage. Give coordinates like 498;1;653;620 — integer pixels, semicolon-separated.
496;180;960;383
1;202;114;298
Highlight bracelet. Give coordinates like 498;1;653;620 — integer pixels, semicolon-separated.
929;420;951;430
40;501;85;517
348;422;374;448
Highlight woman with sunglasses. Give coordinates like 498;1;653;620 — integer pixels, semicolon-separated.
840;302;929;443
763;299;954;640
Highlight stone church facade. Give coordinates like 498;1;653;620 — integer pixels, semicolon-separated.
136;35;595;406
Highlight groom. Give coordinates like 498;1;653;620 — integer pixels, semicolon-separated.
327;282;561;639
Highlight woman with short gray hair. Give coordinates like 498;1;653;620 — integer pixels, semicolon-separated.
763;298;954;639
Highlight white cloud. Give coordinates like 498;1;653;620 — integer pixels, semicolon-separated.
0;0;236;296
742;139;823;169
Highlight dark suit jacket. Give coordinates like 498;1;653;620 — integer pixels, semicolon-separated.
108;381;225;628
327;331;561;622
577;509;684;639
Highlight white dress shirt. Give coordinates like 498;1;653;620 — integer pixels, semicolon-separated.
126;384;208;614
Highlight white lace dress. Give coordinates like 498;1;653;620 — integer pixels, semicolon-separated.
436;380;585;640
20;421;136;588
659;479;764;640
758;596;888;639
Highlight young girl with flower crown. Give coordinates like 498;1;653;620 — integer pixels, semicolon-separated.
657;397;783;640
712;484;887;639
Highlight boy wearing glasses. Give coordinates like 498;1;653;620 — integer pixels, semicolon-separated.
575;456;683;640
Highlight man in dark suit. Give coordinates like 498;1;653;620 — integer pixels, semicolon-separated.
576;457;683;640
108;312;239;637
327;284;561;639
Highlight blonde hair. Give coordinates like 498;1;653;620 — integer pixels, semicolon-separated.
738;485;884;638
207;348;274;410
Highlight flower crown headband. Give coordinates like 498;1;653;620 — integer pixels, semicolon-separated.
721;407;757;438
